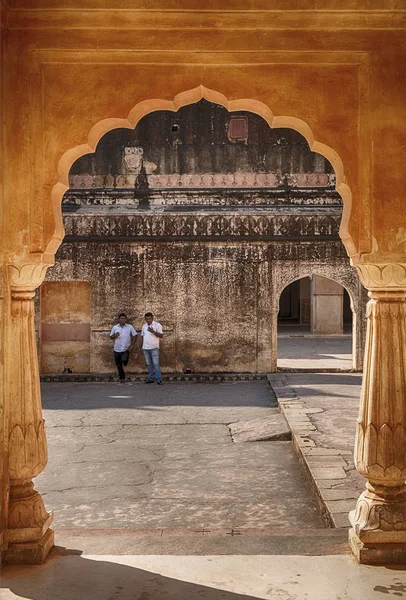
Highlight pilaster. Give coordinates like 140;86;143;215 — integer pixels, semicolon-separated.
2;263;54;564
349;262;406;564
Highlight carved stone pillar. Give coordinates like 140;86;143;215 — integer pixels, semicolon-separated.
349;263;406;564
2;264;54;564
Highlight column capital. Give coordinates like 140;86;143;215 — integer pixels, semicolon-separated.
7;263;49;296
352;262;406;293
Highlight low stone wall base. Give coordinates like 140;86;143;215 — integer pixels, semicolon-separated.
2;529;55;565
349;529;406;565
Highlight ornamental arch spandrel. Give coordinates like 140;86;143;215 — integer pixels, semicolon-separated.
1;3;405;565
52;85;355;257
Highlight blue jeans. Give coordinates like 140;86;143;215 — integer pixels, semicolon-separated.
143;348;161;382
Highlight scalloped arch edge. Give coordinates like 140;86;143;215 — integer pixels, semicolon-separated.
50;85;356;258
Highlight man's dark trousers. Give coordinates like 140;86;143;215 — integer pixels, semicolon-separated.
114;350;129;381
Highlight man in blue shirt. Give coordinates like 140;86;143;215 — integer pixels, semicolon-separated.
110;313;137;383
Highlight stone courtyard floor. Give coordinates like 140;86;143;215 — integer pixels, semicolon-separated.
36;381;324;534
277;331;353;370
2;377;405;599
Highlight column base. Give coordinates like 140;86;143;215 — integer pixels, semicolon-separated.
349;528;406;565
2;528;54;565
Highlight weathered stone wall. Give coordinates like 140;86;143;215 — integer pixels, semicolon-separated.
69;101;334;181
39;102;366;374
43;235;365;374
40;281;91;374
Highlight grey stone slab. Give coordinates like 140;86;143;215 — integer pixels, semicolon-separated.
51;530;350;557
320;488;359;501
305;456;347;467
271;373;366;533
37;461;152;492
118;424;233;445
37;380;325;532
332;513;353;528
228;414;291;442
277;335;353;371
325;499;359;514
48;495;323;530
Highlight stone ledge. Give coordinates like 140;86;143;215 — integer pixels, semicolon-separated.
278;367;357;373
267;373;363;530
40;372;267;383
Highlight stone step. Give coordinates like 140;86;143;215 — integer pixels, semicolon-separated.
54;527;349;557
228;413;291;443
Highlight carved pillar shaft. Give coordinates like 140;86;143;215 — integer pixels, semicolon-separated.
350;263;406;564
2;264;54;564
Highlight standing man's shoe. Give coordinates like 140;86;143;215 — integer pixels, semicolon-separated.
156;380;163;385
144;379;154;384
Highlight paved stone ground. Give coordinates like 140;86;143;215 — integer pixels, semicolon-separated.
37;381;325;536
278;333;353;370
268;372;365;528
3;376;404;600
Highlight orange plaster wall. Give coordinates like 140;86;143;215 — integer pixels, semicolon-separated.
1;4;406;265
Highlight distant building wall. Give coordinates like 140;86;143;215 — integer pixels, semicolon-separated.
39;101;367;374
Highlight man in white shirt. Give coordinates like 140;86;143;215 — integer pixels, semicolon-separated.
141;312;163;385
110;313;137;383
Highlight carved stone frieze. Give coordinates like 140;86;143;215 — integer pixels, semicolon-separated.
62;212;341;240
68;171;337;190
63;188;341;208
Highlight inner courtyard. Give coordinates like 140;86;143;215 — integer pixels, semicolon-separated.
1;1;405;597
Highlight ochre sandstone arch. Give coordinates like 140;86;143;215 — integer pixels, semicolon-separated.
50;85;355;258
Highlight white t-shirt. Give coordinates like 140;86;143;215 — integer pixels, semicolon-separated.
110;323;137;352
141;321;163;350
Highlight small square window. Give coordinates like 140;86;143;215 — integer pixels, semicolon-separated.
227;117;248;143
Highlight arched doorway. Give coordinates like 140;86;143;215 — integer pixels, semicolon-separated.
4;87;370;567
277;275;356;371
39;95;356;378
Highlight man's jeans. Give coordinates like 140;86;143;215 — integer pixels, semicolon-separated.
143;348;161;382
114;350;129;381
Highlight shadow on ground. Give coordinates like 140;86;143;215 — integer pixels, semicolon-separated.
1;550;263;600
41;380;279;410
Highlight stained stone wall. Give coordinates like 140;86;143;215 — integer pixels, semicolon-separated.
42;230;367;374
40;101;366;374
68;100;334;183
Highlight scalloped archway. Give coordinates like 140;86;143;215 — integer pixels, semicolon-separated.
48;85;355;258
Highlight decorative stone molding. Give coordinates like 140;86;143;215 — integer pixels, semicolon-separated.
8;263;49;293
6;481;53;541
63;213;341;240
63;188;341;209
3;262;54;564
68;171;336;190
9;423;48;481
349;268;406;563
354;263;406;291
